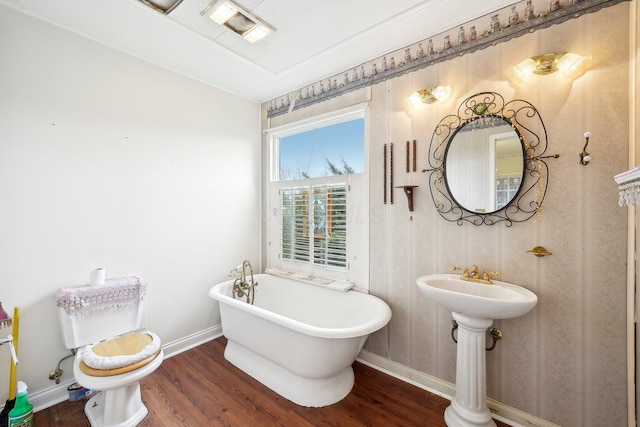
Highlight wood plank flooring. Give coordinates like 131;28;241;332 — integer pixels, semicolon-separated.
35;337;509;426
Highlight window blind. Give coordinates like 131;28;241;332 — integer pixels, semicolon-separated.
280;183;347;271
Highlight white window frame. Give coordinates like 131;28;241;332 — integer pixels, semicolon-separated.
265;105;369;290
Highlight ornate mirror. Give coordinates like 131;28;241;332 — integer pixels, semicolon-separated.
423;92;558;226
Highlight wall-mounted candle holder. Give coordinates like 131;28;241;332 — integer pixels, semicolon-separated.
579;131;591;165
396;185;418;211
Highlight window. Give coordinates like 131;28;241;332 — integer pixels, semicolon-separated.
277;119;364;180
267;107;368;287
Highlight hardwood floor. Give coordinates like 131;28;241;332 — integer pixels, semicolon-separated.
35;337;509;426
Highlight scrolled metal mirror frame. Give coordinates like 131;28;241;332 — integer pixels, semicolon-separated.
423;92;559;226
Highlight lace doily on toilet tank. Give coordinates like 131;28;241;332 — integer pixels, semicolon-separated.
56;276;147;318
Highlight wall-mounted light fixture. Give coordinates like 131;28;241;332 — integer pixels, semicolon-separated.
509;52;591;85
201;0;276;43
407;85;452;108
579;131;591;165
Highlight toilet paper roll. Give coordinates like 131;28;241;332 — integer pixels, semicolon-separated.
89;268;105;285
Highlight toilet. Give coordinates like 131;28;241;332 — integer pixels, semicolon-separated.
56;276;163;427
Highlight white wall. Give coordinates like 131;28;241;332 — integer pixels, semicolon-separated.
0;5;261;401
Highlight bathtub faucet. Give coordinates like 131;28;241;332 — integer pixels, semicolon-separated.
231;260;258;304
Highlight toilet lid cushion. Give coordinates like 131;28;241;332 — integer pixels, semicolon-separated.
81;332;161;370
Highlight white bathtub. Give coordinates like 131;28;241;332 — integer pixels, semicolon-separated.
208;273;392;407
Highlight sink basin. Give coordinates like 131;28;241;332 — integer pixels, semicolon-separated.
417;273;538;426
416;274;537;320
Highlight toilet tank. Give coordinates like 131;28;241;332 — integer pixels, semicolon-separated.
56;277;147;349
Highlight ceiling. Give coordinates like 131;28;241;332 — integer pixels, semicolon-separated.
1;0;515;103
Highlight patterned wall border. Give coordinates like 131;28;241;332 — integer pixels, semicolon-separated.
266;0;627;118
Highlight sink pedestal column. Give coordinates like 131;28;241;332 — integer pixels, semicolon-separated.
444;312;496;427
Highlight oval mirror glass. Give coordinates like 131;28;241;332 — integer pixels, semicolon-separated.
444;116;524;214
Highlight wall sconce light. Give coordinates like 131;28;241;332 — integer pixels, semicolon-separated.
201;0;276;43
509;52;592;84
579;131;591;165
408;85;452;107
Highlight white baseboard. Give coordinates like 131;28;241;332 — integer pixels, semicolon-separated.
161;325;223;359
23;325;223;414
357;350;560;427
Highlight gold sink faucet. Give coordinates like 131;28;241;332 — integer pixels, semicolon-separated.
469;264;480;279
453;265;501;284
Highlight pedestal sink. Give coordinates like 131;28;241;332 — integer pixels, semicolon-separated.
416;274;537;427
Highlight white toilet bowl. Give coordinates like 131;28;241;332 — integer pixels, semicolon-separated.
73;347;164;427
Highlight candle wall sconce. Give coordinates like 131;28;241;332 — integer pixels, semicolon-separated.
579;132;591;165
396;185;418;211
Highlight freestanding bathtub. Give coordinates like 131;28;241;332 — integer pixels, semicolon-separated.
208;273;392;407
